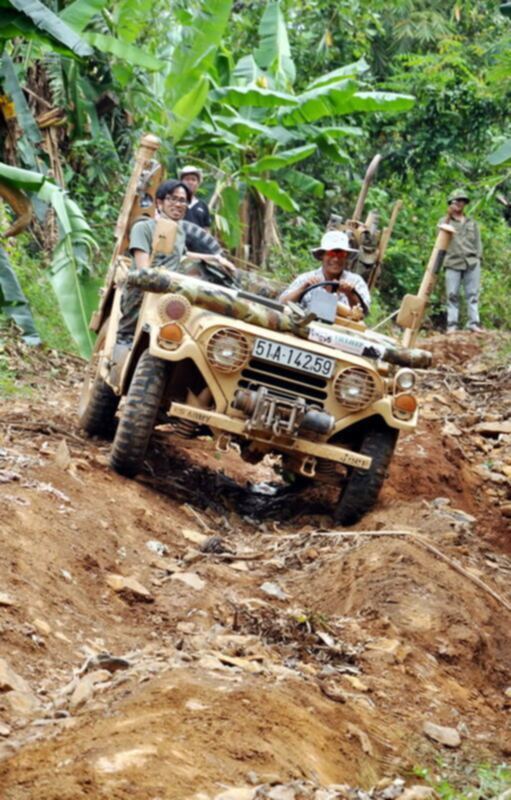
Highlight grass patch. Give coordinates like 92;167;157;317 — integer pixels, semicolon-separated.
414;762;511;799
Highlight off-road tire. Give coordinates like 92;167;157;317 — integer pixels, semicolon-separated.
334;421;399;526
109;350;168;477
78;322;119;439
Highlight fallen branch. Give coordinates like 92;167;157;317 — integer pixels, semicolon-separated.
0;421;85;445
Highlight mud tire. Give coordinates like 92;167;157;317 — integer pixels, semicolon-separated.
110;350;167;477
334;421;398;526
78;322;119;439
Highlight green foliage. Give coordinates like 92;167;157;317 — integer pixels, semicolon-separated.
1;0;93;56
414;762;511;799
0;163;97;357
0;245;40;344
3;240;75;353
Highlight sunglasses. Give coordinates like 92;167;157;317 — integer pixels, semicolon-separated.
325;249;349;257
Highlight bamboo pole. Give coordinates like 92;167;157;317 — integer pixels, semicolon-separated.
402;223;455;348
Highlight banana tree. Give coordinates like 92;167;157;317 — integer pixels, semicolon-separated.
185;0;414;265
0;162;97;357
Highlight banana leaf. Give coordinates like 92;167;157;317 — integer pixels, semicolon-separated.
212;84;298;108
278;79;359;125
284;170;324;198
306;59;369;91
0;246;40;344
59;0;109;32
232;55;266;86
248;177;298;212
210;113;277;142
0;163;96;357
38;182;96;357
0;54;41;148
167;0;233;102
83;32;163;71
254;0;295;88
244;143;316;174
6;0;92;56
216;185;241;249
0;162;45;191
169;77;210;144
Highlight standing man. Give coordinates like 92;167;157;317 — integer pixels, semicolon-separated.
443;189;483;333
179;165;211;230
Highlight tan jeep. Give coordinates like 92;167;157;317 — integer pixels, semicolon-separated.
79;136;446;525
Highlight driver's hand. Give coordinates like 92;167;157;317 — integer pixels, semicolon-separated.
306;275;324;288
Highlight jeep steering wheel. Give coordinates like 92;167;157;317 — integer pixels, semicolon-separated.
298;280;339;302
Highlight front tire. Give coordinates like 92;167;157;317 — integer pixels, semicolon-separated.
334;421;398;526
110;350;168;477
78;321;119;439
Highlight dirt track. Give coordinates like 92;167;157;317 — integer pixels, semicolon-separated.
0;330;510;799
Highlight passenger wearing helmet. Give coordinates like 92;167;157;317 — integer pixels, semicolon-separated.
442;189;483;333
279;230;370;317
179;165;211;230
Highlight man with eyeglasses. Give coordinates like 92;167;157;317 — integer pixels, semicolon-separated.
117;179;226;343
279;230;370;317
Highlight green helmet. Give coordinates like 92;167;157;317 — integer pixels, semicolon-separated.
448;189;470;204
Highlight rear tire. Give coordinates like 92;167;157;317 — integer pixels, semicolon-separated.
110;350;168;477
334;421;398;526
78;322;119;439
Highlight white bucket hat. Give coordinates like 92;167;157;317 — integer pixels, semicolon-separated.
180;165;203;183
311;230;358;260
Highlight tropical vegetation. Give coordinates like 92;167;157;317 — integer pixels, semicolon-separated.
1;0;511;357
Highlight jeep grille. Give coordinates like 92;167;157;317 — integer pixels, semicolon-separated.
237;358;328;407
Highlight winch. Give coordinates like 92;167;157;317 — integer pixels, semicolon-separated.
233;386;334;438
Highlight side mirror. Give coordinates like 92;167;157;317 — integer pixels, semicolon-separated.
396;294;426;329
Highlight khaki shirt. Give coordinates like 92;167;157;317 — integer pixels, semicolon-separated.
442;216;482;272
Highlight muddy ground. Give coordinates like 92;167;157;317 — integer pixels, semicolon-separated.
0;330;510;800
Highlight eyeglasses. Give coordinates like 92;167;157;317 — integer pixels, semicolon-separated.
165;196;188;206
325;249;349;257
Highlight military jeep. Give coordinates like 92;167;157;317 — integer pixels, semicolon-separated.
78;136;438;525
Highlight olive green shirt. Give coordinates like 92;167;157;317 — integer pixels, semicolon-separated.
441;216;482;272
129;218;186;271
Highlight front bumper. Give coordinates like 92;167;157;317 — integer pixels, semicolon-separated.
168;402;372;471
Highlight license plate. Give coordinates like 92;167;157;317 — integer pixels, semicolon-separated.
253;338;335;378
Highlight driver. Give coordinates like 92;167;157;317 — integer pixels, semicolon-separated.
279;231;370;316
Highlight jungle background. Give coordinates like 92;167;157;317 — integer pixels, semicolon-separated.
1;0;511;358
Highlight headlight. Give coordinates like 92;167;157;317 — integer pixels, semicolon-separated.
206;328;250;373
394;368;416;392
157;293;191;323
334;367;380;410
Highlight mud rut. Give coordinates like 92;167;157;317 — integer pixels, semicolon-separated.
0;331;510;800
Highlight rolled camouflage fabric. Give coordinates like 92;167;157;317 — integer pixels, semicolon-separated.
127;268;309;337
381;345;432;369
